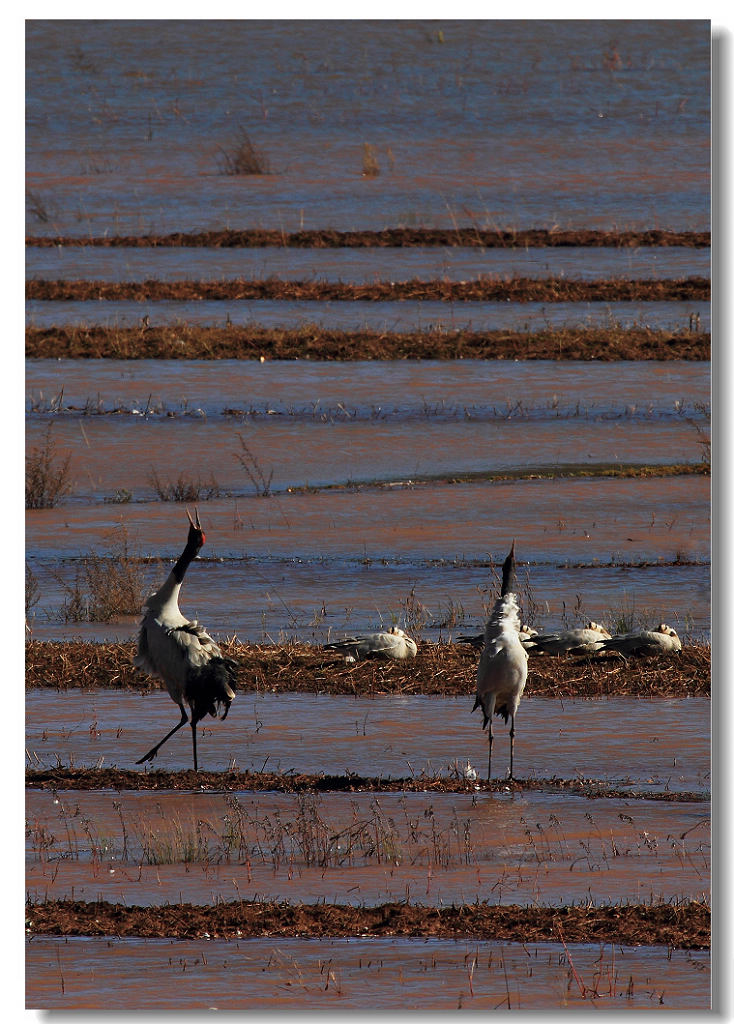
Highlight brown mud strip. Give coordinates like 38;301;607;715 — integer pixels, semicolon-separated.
283;466;710;490
27;276;710;304
26;897;710;948
26;227;711;248
25;640;710;699
26;325;709;361
24;767;708;802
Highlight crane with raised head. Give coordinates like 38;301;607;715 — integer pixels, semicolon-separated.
133;508;236;771
472;542;529;780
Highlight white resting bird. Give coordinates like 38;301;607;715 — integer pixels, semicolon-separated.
595;623;682;657
323;626;417;661
524;621;611;655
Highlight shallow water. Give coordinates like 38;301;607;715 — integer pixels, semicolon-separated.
25;935;711;1010
25;471;710;643
26;784;709;910
25;690;710;788
25;245;712;284
26;297;709;333
26;21;710;235
26;357;710;419
25;356;710;641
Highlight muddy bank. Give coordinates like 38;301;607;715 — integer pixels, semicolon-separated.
25;897;709;948
26;276;710;304
25;640;710;698
25;228;711;249
24;766;708;801
26;325;710;361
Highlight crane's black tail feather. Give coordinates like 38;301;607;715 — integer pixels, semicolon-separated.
472;693;510;729
187;657;238;724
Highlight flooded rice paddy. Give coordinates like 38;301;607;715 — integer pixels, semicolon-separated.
26;936;710;1011
26;358;710;641
26;17;711;1013
26;298;709;333
25;690;710;787
25;244;712;284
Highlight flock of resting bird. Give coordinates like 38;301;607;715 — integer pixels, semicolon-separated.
133;511;682;780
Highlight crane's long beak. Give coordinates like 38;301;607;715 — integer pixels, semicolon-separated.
186;506;202;530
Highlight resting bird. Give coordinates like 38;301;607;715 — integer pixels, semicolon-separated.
595;623;682;657
472;542;529;780
457;624;537;650
323;626;417;661
524;621;611;656
133;508;237;770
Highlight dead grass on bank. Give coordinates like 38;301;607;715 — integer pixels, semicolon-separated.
25;896;710;948
25;639;711;698
25;227;711;248
25;276;710;303
26;325;710;361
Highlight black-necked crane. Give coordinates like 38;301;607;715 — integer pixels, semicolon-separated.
524;621;611;656
133;508;236;771
472;542;529;780
595;623;682;657
323;625;417;661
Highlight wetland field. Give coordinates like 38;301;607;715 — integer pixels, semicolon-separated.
25;19;711;1012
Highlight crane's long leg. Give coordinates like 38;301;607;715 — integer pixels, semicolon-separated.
508;713;515;780
488;719;493;781
191;720;198;772
136;707;188;765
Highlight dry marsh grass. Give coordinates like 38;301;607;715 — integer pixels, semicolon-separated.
25;324;710;361
51;527;149;623
25;638;710;698
26;276;710;303
25;227;711;248
148;467;224;502
217;127;272;176
25;426;72;509
26;896;710;948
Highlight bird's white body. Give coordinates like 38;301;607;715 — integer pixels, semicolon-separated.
324;626;417;661
135;581;228;705
475;592;529;730
596;623;682;657
133;510;236;770
524;621;611;655
472;544;529;780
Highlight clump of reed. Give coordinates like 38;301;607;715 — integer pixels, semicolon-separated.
54;525;150;623
25;427;72;509
148;467;224;502
217;127;272;175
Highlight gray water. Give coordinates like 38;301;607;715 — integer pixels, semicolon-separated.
26;20;710;236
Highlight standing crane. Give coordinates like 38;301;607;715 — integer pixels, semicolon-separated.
133;508;237;771
472;542;529;780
